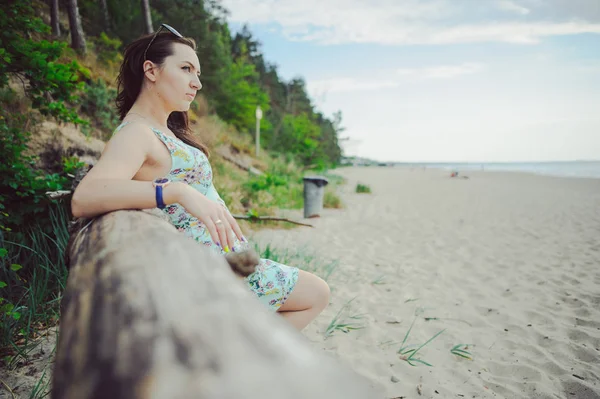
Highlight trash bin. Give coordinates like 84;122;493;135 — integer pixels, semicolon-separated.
303;176;329;218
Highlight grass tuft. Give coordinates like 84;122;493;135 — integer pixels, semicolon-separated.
371;275;386;285
1;202;69;365
324;297;366;338
397;314;445;367
255;243;338;282
450;344;473;360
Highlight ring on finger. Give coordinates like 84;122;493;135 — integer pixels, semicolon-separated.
215;219;223;224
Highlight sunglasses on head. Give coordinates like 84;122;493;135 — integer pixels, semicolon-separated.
143;23;183;61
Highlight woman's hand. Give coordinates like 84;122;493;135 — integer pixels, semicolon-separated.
178;186;244;252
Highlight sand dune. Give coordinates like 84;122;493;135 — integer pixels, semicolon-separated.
252;167;600;399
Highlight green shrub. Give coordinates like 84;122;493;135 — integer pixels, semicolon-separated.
244;173;289;192
240;155;305;211
78;78;120;136
0;1;87;125
0;112;81;235
356;183;371;194
92;33;123;67
242;172;304;210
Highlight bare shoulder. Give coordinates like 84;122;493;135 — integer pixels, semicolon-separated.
106;121;156;151
84;122;157;181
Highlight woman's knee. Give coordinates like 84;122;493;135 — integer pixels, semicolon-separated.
279;270;330;313
312;274;330;311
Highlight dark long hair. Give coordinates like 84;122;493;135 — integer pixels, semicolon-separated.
116;32;209;156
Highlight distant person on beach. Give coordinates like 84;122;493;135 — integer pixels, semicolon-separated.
70;24;329;330
450;170;469;179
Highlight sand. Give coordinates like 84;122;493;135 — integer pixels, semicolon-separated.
2;166;599;398
251;167;600;399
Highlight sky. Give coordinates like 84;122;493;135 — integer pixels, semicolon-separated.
221;0;600;163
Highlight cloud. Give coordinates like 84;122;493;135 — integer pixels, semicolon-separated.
222;0;600;45
520;0;600;22
418;62;484;79
496;0;530;15
308;78;400;95
307;62;484;95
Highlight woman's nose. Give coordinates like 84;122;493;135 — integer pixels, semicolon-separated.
191;77;202;90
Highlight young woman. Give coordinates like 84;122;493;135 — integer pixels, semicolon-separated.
71;24;330;330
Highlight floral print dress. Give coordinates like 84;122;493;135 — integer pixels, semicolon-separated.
114;122;299;311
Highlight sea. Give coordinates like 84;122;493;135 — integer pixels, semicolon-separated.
400;161;600;179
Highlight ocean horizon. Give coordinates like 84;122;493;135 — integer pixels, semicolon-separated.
391;160;600;179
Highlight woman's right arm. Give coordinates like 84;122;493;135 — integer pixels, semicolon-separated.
71;123;184;219
70;123;245;250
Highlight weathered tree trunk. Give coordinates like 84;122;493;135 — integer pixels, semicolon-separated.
141;0;153;34
50;0;60;37
65;0;86;54
99;0;111;33
52;209;376;399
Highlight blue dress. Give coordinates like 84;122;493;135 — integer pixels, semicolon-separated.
114;122;299;311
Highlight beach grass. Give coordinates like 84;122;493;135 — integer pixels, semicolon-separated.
1;203;69;366
450;344;473;360
29;367;51;399
397;314;445;367
371;275;387;285
255;243;339;282
324;297;366;339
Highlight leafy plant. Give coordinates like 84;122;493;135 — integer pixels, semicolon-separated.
0;250;23;324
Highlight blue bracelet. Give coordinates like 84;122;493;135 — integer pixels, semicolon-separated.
153;177;170;209
155;185;166;209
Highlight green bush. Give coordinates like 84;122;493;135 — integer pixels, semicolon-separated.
240;155;307;211
0;94;78;356
78;78;120;136
0;111;81;235
0;2;87;125
242;172;304;210
356;183;372;194
92;32;123;67
244;173;289;192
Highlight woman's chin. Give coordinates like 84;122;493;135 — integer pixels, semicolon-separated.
177;102;192;112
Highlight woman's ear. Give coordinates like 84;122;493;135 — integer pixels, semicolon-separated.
143;60;158;82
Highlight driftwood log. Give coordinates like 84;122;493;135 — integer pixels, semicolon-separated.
52;209;377;399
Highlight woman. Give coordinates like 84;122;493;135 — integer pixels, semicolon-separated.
71;24;330;330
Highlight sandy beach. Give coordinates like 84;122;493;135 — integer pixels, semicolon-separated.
252;167;600;399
